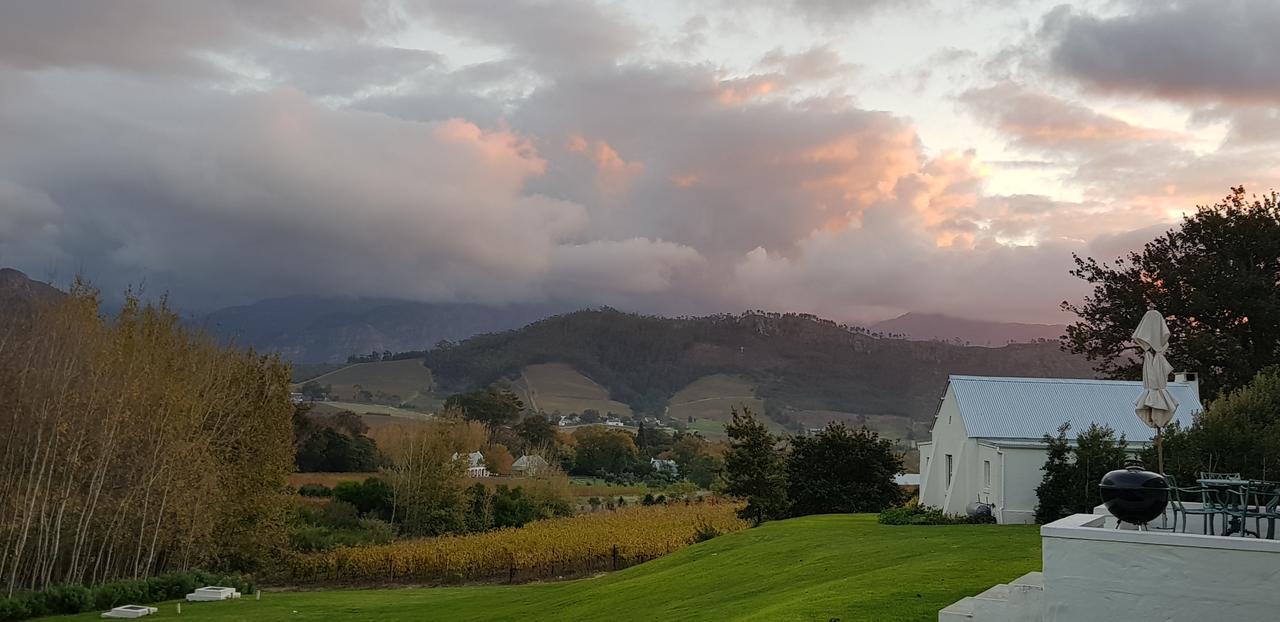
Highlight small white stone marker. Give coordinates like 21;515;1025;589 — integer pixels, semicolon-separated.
101;605;158;619
256;589;261;600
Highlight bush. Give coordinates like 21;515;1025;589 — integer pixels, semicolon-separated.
297;483;333;497
332;477;392;519
877;503;993;525
0;570;254;621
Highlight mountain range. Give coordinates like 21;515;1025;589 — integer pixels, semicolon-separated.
196;296;1072;363
422;308;1094;424
0;267;1096;437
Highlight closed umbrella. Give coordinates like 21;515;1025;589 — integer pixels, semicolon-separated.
1133;309;1178;474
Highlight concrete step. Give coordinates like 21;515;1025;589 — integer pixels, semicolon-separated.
938;575;1045;622
1011;572;1042;588
938;596;977;621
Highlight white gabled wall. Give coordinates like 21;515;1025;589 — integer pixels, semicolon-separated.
998;446;1047;524
919;385;975;514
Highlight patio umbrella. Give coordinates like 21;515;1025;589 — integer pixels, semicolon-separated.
1133;309;1178;474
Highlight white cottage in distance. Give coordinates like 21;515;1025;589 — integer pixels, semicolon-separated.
918;374;1203;524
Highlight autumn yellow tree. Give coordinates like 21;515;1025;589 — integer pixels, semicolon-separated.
0;284;294;593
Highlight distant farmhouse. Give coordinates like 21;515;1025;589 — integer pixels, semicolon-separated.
512;454;550;476
453;451;489;478
918;374;1202;524
650;458;678;475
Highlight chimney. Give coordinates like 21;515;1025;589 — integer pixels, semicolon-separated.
1173;371;1200;407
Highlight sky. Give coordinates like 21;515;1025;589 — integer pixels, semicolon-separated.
1;0;1278;323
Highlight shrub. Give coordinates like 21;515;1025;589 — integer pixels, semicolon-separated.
332;477;392;519
298;483;334;497
877;503;993;525
690;515;722;543
0;570;254;622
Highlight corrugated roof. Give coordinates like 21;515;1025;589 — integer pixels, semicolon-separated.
949;375;1202;442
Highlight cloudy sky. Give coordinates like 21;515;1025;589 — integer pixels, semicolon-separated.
1;0;1276;323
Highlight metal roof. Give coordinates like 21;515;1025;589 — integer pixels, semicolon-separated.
948;375;1203;443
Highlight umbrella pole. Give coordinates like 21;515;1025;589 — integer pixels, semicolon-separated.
1157;427;1165;475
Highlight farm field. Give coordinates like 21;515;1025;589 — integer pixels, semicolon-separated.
50;515;1041;622
309;400;432;421
666;374;764;422
509;363;632;417
295;358;438;409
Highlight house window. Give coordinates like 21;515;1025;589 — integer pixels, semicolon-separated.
945;454;953;488
983;460;991;488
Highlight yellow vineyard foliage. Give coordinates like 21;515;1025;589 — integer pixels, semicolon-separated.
287;502;746;584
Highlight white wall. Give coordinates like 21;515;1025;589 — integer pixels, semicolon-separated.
997;447;1048;524
1041;514;1280;621
919;387;983;515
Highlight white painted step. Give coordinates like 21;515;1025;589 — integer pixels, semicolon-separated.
938;573;1045;622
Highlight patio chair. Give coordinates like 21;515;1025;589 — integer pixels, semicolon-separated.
1224;485;1274;538
1246;484;1280;539
1170;486;1219;534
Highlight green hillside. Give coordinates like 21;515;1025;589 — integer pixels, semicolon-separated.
424;308;1094;423
296;358;438;409
667;374;764;421
51;515;1039;622
508;362;633;417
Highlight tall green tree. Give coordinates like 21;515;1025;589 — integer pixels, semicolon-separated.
1035;423;1075;524
515;413;557;451
1063;187;1280;400
445;387;524;432
572;427;640;475
723;407;787;525
785;423;903;516
1070;424;1129;514
1034;423;1129;524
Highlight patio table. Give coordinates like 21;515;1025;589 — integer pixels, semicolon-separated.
1196;479;1280;537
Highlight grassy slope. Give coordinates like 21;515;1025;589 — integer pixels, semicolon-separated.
55;515;1040;622
667;374;764;422
510;363;633;417
296;358;437;409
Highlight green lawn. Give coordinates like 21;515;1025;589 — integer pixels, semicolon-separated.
53;515;1040;622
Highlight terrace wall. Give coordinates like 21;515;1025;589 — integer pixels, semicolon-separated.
1041;513;1280;621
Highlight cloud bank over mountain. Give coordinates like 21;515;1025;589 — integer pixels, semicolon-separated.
2;0;1277;322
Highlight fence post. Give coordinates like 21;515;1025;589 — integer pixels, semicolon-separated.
612;544;618;571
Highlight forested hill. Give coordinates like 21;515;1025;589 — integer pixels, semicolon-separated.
423;308;1096;422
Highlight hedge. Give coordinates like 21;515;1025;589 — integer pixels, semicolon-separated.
0;571;254;621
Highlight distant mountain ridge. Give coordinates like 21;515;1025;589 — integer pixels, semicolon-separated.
872;312;1066;346
423;308;1095;423
198;296;568;363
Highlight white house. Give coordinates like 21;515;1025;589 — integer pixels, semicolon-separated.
918;374;1202;524
650;458;679;475
512;454;549;476
452;451;489;478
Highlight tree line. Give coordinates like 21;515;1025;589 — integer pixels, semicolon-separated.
0;285;294;595
721;408;904;525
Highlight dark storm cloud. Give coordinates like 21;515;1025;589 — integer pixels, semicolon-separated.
1044;1;1280;103
0;0;392;76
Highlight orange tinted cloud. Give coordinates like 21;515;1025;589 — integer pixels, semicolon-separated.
566;133;643;195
